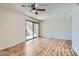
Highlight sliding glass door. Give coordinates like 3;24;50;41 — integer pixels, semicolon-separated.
25;21;33;40
25;20;39;40
34;23;39;37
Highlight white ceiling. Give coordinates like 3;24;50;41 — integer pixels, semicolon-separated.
0;3;76;20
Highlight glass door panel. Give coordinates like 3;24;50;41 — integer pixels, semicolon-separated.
34;23;39;37
25;21;33;40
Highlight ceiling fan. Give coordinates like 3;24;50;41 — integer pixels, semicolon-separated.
21;3;46;15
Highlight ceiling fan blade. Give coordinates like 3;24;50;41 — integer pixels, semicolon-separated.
35;11;38;15
21;5;26;7
37;9;46;11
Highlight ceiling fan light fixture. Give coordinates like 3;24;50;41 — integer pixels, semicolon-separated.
32;10;36;13
32;10;38;15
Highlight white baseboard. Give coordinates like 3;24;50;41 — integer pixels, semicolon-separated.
51;36;71;40
0;41;24;50
40;35;71;40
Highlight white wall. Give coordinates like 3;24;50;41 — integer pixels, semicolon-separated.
0;6;38;49
72;6;79;55
40;18;72;40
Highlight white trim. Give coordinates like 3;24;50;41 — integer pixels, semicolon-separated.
72;47;79;56
0;41;24;50
40;35;72;40
41;36;71;40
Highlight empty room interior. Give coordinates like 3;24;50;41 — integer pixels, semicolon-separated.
0;3;79;56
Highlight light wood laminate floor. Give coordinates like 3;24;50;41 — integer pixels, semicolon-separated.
0;37;77;56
